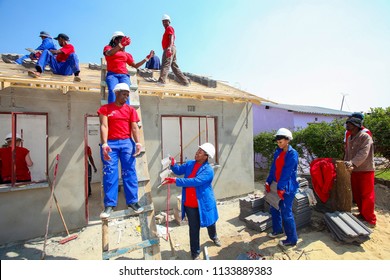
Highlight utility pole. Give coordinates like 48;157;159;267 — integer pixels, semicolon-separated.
340;93;348;111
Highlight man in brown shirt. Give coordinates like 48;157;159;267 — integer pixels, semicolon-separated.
344;117;376;227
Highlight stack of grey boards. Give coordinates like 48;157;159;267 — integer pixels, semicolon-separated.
293;190;312;229
263;188;312;229
244;211;272;232
324;211;372;244
239;195;264;221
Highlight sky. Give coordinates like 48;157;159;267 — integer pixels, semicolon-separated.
0;0;389;113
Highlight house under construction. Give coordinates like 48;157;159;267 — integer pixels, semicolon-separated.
0;57;269;245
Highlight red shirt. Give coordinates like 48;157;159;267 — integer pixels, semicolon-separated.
184;162;202;208
0;146;31;182
56;44;75;62
87;146;92;156
97;103;140;140
162;26;175;50
275;150;286;182
104;45;134;74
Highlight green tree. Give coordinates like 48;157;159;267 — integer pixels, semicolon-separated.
253;131;277;169
292;119;346;159
364;107;390;160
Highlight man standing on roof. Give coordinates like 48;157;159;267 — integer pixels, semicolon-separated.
104;31;154;104
344;117;376;228
162;143;221;260
27;33;81;82
157;14;190;87
15;31;57;65
98;83;144;218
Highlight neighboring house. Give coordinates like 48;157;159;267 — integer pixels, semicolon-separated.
253;102;351;135
0;58;269;244
253;102;351;169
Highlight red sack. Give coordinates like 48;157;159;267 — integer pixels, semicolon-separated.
309;158;336;203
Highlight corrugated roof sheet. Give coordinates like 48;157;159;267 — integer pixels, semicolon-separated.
262;102;352;116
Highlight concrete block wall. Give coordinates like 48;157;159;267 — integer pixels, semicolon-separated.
140;96;255;211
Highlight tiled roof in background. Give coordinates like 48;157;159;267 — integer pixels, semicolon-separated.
262;102;352;116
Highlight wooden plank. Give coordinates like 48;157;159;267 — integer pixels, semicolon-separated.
102;238;159;260
101;204;154;220
102;219;109;252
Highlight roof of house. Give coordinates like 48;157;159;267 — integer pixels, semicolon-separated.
261;101;352;116
0;56;270;105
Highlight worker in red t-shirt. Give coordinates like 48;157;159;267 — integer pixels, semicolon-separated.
28;33;81;82
162;143;220;260
157;14;190;87
0;133;33;184
97;83;143;218
104;31;154;104
264;128;299;248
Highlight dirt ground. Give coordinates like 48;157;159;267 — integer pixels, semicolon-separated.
0;182;390;261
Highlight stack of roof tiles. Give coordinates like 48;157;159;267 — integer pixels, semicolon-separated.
245;177;313;232
244;211;272;232
293;191;313;229
239;195;264;221
324;212;372;244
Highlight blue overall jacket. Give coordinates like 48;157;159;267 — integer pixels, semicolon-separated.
266;145;299;194
171;160;219;227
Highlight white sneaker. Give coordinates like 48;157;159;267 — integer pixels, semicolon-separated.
128;202;144;214
100;206;113;218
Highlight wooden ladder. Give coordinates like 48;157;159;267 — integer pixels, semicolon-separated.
100;60;161;260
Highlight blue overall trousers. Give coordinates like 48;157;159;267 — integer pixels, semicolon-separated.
36;49;79;75
270;191;298;244
100;138;138;206
106;72;131;104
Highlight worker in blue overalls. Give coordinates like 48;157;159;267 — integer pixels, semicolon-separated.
264;128;299;248
97;83;143;218
16;31;57;64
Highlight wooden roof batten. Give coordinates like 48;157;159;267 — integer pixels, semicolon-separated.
0;61;267;104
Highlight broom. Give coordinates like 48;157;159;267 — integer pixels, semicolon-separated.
49;155;78;244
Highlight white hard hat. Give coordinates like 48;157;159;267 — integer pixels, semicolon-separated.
113;83;130;93
5;132;22;141
199;143;215;159
162;14;171;21
274;128;293;140
112;31;125;40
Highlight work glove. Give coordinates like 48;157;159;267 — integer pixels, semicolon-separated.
162;177;176;185
166;47;172;58
146;50;154;60
134;143;142;157
101;143;112;161
169;156;176;166
35;51;42;59
264;182;270;193
277;190;285;200
119;36;131;48
344;161;354;172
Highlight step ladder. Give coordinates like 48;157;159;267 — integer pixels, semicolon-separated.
100;59;161;260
